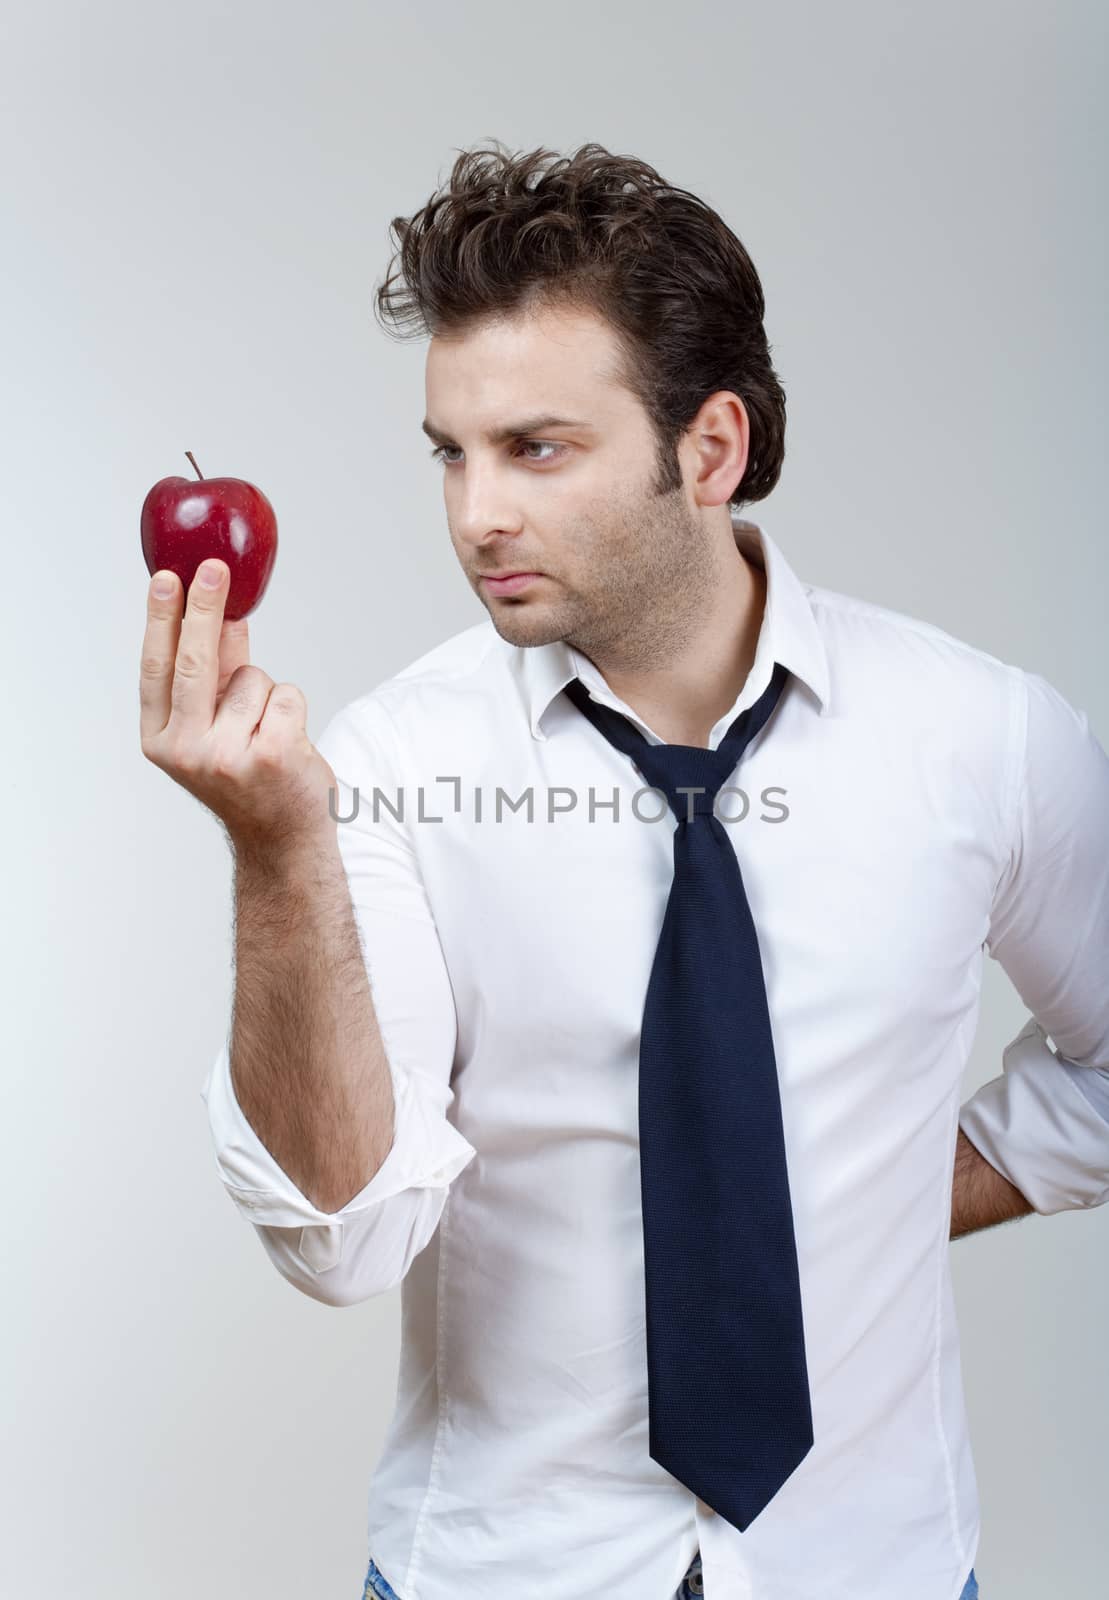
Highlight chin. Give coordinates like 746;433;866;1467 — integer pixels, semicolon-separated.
484;602;569;650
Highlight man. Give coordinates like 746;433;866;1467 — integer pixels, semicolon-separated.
139;142;1109;1600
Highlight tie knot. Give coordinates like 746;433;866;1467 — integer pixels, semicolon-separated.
561;663;792;827
631;742;736;822
684;787;719;819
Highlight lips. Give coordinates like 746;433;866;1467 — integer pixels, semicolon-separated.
481;571;542;596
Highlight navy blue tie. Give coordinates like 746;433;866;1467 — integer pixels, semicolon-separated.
562;660;813;1533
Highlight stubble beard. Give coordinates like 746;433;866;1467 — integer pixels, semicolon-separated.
478;481;719;673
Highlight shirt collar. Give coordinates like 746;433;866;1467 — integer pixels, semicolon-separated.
511;511;831;741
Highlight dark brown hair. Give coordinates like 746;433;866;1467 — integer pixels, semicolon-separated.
374;139;787;506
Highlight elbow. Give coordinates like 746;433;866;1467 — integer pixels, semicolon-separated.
251;1228;386;1307
249;1185;453;1307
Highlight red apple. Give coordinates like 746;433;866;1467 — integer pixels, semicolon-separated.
141;451;278;620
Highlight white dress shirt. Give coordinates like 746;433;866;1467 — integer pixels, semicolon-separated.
201;514;1109;1600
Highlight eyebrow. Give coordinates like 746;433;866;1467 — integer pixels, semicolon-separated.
420;413;597;446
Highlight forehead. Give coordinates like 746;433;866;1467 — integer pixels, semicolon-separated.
424;302;632;417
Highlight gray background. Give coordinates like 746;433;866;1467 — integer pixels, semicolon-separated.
3;1;1106;1595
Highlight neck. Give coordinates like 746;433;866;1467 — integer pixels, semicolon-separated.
590;536;768;748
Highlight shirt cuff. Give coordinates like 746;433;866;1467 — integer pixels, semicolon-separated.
958;1017;1109;1215
199;1042;477;1271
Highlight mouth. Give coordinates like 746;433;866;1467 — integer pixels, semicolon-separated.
479;572;544;596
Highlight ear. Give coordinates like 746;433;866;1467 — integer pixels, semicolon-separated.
685;391;750;508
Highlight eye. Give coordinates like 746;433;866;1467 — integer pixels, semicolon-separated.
516;440;564;463
428;443;461;465
428;440;567;466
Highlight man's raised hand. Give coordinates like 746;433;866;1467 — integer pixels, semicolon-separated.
139;557;338;858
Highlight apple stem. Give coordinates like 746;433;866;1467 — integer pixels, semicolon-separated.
185;450;205;480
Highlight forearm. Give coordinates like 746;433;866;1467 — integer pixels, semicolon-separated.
949;1126;1035;1240
228;832;395;1215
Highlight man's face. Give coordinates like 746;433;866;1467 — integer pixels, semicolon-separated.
423;302;718;669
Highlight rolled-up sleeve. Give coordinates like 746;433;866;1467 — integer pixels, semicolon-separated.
959;666;1109;1215
200;691;477;1305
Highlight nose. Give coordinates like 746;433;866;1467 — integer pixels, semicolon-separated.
448;459;525;553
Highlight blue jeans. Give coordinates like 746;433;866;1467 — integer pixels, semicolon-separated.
664;1552;978;1598
361;1556;400;1599
362;1550;980;1597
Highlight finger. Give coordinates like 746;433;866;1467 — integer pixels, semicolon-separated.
169;558;228;738
255;681;307;741
254;685;320;837
215;617;251;708
139;570;183;743
253;682;309;763
211;663;273;742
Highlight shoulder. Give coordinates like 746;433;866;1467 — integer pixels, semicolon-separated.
316;619;511;762
805;580;1024;724
360;618;503;716
806;580;1017;678
803;583;1032;859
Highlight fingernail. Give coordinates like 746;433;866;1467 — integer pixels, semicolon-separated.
152;574;175;598
199;562;223;587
